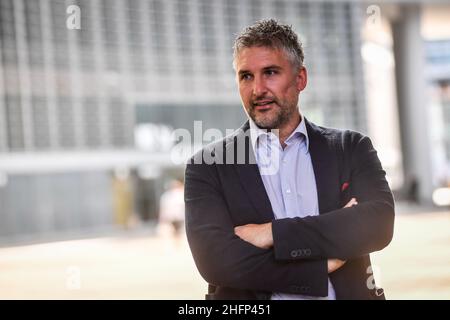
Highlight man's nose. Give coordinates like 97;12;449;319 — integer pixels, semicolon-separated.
252;76;268;97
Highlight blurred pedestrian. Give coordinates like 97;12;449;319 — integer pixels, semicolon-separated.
159;179;185;243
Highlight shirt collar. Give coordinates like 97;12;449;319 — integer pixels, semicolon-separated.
248;115;310;154
249;118;272;151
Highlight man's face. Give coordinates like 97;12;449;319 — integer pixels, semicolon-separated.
235;46;307;129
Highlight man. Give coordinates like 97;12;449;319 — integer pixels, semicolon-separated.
184;19;394;300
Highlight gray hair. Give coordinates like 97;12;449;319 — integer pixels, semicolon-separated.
233;19;305;70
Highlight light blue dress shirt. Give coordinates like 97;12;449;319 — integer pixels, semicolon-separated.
249;117;336;300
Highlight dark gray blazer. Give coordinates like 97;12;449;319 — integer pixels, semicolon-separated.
184;119;394;300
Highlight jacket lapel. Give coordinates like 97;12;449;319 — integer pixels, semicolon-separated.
230;121;275;222
305;119;340;214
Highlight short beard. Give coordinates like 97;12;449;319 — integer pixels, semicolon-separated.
249;101;294;130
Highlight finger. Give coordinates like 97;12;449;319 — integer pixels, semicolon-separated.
344;198;356;208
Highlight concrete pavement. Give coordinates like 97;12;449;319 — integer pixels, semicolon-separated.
0;211;449;299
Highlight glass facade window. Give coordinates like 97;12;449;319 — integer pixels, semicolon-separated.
0;0;367;153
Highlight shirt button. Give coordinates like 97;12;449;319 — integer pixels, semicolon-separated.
286;189;291;194
282;159;287;164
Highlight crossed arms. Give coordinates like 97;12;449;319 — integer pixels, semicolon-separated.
184;134;395;296
234;198;358;272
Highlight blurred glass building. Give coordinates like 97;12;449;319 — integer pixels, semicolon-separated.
3;0;449;241
0;0;367;153
0;0;368;240
426;39;450;188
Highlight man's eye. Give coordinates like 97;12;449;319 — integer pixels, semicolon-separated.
265;69;277;76
240;74;252;81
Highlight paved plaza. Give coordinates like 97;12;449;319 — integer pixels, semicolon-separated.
0;209;449;299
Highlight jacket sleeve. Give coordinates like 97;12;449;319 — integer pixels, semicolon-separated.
184;157;329;296
272;133;395;261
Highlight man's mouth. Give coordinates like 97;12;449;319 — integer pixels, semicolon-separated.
253;100;275;110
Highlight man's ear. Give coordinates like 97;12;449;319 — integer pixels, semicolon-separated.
296;66;307;92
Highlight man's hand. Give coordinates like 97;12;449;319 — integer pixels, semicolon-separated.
327;259;346;273
234;222;273;249
327;198;358;273
344;197;358;208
